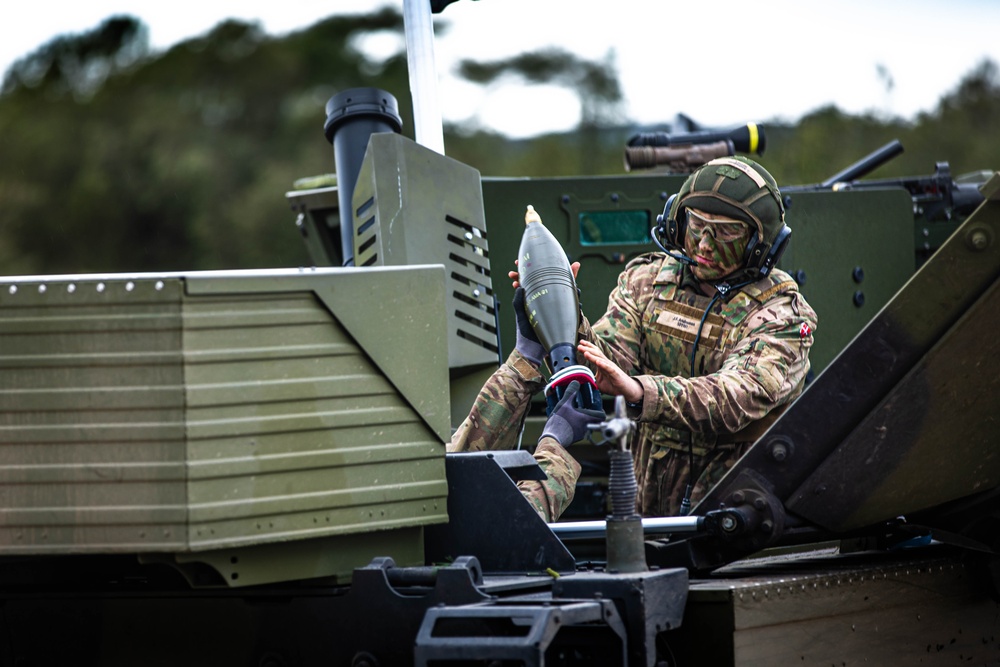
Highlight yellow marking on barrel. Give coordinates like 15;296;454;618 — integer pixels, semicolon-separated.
747;122;759;154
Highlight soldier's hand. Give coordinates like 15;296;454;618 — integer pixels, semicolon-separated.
540;380;606;446
512;287;545;366
509;259;580;290
578;340;643;404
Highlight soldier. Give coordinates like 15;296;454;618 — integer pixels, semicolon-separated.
454;155;816;520
575;156;817;516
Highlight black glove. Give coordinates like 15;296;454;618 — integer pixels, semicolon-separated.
540;380;606;446
513;287;545;367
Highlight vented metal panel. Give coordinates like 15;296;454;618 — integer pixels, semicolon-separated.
351;133;497;368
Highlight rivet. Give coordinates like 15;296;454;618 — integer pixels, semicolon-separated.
96;283;106;293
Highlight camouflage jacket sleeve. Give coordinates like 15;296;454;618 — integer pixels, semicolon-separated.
447;351;580;522
582;258;817;435
518;438;582;523
448;349;545;453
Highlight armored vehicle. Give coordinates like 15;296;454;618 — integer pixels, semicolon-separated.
1;2;998;665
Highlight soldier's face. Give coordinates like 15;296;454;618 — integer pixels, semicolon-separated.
683;208;751;281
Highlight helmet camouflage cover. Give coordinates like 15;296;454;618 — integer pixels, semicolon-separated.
668;156;786;267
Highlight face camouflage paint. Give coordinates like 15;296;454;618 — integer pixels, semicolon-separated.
684;208;751;281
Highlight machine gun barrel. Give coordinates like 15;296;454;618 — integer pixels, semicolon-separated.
820;139;904;187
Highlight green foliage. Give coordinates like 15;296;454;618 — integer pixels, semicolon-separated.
2;16;148;98
0;10;998;275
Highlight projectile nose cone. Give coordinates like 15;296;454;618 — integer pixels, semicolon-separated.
525;204;542;226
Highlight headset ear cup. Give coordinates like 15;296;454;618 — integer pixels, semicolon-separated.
763;225;791;273
660;193;676;243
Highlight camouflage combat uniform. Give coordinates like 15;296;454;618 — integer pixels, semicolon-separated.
448;349;581;522
581;251;817;516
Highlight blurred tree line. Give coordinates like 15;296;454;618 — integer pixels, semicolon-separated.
1;9;998;275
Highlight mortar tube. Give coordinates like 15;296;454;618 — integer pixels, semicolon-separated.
324;88;402;267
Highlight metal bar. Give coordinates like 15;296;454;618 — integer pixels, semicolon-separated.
549;516;704;540
403;0;445;154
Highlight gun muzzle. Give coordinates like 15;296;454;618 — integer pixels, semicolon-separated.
324;88;402;267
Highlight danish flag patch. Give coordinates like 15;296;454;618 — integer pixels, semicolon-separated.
799;322;812;338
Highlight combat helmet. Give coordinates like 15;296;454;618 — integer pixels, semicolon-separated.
654;156;791;280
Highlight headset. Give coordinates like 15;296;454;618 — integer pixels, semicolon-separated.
653;180;792;280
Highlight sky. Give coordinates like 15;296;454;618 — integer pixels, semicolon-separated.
1;1;999;139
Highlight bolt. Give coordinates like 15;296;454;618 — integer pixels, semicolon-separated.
754;497;766;510
853;290;865;308
852;266;865;283
769;442;789;462
761;520;774;534
969;229;990;250
610;193;619;202
731;491;746;505
720;515;738;532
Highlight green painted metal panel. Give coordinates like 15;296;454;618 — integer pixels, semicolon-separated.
0;267;448;584
779;188;914;373
351;133;498;426
0;277;187;552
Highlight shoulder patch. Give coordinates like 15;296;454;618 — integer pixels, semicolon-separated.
756;280;798;303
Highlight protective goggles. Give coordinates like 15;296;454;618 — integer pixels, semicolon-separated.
686;208;750;242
